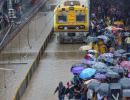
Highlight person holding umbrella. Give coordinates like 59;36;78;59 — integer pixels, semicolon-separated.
54;81;66;100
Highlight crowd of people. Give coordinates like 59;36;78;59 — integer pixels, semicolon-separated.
54;0;130;100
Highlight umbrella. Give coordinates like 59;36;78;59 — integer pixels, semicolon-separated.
98;53;113;59
103;58;116;64
79;45;92;51
120;61;130;69
87;79;100;91
71;66;85;74
79;68;96;79
106;71;120;79
94;73;106;80
119;78;130;89
97;83;109;96
114;49;126;54
81;59;96;65
92;62;107;69
128;73;130;78
97;35;109;43
123;89;130;97
96;68;108;74
110;67;124;73
123;32;130;37
113;52;122;57
84;36;98;43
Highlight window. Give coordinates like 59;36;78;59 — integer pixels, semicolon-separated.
58;15;67;23
76;14;85;22
64;1;80;6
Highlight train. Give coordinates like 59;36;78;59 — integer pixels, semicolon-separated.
54;0;90;43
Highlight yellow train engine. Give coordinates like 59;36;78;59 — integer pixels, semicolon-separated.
54;0;90;43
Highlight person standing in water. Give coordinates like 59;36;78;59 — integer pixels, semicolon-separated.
54;81;66;100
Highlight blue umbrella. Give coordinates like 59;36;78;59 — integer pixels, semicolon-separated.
79;68;96;79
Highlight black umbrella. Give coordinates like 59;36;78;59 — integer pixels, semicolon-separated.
97;83;109;96
106;71;120;79
87;80;101;91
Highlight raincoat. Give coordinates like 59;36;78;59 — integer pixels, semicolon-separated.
98;41;107;54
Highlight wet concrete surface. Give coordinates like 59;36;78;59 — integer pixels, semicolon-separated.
21;37;84;100
0;11;54;100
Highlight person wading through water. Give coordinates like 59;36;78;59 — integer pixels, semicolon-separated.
54;81;66;100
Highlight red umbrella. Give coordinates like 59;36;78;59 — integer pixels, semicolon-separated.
120;61;130;70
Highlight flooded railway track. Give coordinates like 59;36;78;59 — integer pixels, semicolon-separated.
21;35;85;100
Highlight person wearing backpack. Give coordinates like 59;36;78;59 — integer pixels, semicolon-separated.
54;81;66;100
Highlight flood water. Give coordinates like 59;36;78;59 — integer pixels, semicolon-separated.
22;36;85;100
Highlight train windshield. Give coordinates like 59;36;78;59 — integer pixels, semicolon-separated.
64;1;80;6
58;15;67;23
76;14;85;22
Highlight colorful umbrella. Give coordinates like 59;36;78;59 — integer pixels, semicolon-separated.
71;66;85;74
120;61;130;69
94;73;106;80
79;68;96;79
128;73;130;78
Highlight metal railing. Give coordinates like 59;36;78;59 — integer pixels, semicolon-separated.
0;0;48;52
